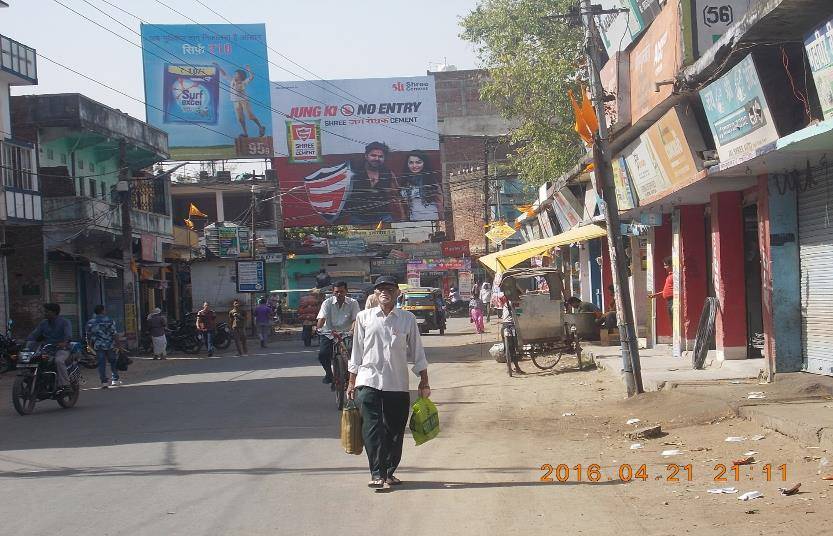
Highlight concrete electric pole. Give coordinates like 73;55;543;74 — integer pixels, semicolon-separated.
579;0;644;395
117;139;138;350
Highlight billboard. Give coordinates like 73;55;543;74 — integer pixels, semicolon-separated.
699;55;779;166
690;1;751;59
140;24;274;160
629;1;680;122
805;18;833;120
271;76;441;227
598;0;661;56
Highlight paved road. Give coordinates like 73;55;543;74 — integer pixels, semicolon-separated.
1;318;828;535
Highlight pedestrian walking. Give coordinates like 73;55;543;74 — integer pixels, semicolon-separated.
86;305;121;388
229;299;248;356
469;295;485;333
147;307;168;360
347;275;430;491
254;297;273;348
196;301;217;357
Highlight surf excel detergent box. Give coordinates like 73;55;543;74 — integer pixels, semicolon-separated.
163;64;220;125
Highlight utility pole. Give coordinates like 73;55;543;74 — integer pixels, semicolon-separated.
579;0;643;395
249;181;258;336
117;139;138;350
483;137;491;255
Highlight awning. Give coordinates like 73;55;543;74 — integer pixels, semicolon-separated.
478;224;607;273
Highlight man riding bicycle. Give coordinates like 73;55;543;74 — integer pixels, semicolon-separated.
316;281;360;384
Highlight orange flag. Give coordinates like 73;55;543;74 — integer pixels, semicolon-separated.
569;89;593;146
580;87;599;135
375;220;384;231
188;203;208;218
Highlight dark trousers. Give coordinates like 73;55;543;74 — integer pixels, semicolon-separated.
356;387;410;480
318;336;334;377
666;298;673;322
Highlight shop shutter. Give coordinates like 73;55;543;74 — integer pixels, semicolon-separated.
49;262;80;337
798;173;833;376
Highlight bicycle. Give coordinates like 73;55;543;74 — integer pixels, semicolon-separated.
330;332;352;410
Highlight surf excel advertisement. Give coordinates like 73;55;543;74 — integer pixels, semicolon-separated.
140;23;274;160
271;76;441;227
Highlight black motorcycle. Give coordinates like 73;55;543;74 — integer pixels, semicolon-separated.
445;299;468;318
0;320;20;374
12;343;82;415
210;321;232;350
138;316;201;355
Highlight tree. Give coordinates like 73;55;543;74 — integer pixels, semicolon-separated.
460;0;586;187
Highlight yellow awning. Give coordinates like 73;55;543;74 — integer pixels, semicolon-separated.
478;224;608;273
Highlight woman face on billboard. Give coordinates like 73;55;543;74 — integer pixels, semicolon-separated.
407;155;425;174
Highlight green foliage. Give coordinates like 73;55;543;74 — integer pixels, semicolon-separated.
461;0;587;186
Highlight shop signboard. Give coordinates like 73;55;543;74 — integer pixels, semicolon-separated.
370;258;407;275
326;238;367;255
403;242;443;258
538;210;555;238
805;18;833;120
140;24;274;160
551;188;583;231
271;76;441;227
236;259;265;292
691;0;751;59
630;1;680;122
699;54;779;166
407;271;421;288
441;240;470;258
622;135;670;201
612;156;637;210
351;228;397;244
458;271;473;299
643;106;705;188
598;0;661;56
407;257;472;272
485;223;516;245
259;252;283;263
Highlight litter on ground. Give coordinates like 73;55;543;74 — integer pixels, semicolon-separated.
738;491;763;501
725;436;747;442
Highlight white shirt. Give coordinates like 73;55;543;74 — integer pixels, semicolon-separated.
317;296;360;338
349;306;428;392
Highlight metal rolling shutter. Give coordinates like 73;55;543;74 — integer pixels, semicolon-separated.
798;171;833;376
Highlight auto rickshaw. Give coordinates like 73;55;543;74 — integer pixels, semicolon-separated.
400;287;446;335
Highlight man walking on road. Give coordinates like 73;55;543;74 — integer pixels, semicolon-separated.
348;276;430;491
147;308;168;360
86;305;120;388
254;298;273;348
229;299;248;356
196;302;216;357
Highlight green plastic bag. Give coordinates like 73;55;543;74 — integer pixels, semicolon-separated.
409;397;439;446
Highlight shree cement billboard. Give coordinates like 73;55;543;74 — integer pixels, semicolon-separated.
271;76;441;227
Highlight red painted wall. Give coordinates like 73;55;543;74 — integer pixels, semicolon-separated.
679;205;708;342
710;191;748;351
653;215;672;338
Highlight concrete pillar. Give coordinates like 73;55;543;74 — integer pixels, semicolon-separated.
629;235;648;339
710;191;748;360
757;175;803;375
675;205;708;354
579;242;592;303
215;190;225;222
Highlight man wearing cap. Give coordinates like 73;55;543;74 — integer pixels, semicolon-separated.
347;275;430;491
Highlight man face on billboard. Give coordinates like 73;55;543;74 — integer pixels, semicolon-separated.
365;148;386;171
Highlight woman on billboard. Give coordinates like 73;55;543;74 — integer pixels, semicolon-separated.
401;150;441;221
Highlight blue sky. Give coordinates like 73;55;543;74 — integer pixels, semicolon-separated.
4;0;480;121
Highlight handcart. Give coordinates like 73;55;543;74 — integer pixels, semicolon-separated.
498;267;586;376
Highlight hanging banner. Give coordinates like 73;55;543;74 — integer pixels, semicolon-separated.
699;54;779;166
271;76;441;227
485;223;517;244
140;24;274;160
458;271;473;299
805;18;833;120
611;156;637;210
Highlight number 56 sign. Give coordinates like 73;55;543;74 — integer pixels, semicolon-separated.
693;1;750;59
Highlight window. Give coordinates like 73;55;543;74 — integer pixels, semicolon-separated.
78;159;84;170
88;178;96;198
46;147;54;161
101;181;106;200
78;177;85;196
90;162;95;173
1;141;34;190
60;153;67;165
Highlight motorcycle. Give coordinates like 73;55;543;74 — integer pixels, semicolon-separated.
12;343;82;415
74;340;99;369
444;298;468;318
138;314;202;355
0;319;21;374
209;321;232;351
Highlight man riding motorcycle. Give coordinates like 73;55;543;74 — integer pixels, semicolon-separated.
316;281;360;384
27;303;72;394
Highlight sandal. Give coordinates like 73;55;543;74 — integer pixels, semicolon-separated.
368;479;385;489
386;476;402;485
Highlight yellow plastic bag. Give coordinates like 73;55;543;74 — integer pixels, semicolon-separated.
340;401;363;455
409;397;440;446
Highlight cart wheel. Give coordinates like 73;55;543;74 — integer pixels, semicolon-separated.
531;351;563;370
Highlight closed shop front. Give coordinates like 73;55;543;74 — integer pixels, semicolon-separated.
798;170;833;376
48;262;80;337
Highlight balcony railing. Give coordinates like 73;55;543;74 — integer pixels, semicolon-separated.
0;34;37;84
42;196;172;237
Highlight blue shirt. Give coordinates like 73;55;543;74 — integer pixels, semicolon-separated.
86;314;117;350
28;316;72;345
